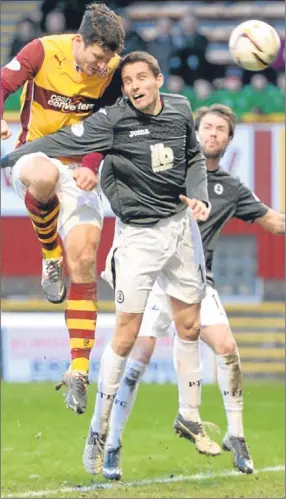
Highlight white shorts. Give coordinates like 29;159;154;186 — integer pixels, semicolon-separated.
103;210;206;313
138;282;229;338
200;286;229;327
11;152;104;240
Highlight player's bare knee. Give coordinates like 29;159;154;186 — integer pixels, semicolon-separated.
21;158;59;201
68;251;96;281
177;320;201;341
175;310;201;341
216;338;237;356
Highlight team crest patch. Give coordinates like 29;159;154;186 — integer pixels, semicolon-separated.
116;290;124;304
71;122;84;137
214;183;224;195
6;58;21;71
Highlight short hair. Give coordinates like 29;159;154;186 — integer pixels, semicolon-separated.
195;104;237;138
119;51;161;77
78;3;125;53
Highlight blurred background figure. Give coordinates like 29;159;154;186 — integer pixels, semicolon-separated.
170;13;209;85
40;0;90;32
43;10;66;35
121;13;148;54
148;18;175;79
9;16;41;59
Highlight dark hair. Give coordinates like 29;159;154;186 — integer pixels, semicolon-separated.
119;51;161;77
195;104;237;138
78;3;125;53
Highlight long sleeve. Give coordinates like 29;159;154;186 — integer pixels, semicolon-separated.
1;109;114;168
0;39;45;118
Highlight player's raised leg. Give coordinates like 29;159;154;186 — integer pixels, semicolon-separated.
200;287;253;473
13;153;65;303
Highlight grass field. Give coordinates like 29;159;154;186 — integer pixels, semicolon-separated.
1;381;285;498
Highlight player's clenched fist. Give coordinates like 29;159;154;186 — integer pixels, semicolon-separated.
179;195;211;222
72;167;99;191
1;120;12;140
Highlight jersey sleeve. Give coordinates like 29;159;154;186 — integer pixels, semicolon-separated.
185;102;209;205
234;181;269;222
1;108;114;168
0;39;45;118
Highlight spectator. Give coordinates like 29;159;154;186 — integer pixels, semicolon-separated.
148;18;175;79
169;13;209;85
44;10;66;35
9;17;41;60
162;74;194;101
40;0;90;32
192;79;214;109
121;14;148;54
277;72;285;92
243;74;284;115
213;66;248;119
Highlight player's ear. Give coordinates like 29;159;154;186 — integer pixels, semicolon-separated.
157;73;164;89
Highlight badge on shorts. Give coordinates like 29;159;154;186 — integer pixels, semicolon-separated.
214;183;224;195
116;290;124;303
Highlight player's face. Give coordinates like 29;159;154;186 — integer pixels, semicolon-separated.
73;36;115;76
198;113;231;159
121;62;163;114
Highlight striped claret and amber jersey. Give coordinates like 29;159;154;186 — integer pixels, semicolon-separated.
1;34;120;148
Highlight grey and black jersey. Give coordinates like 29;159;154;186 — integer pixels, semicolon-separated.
2;93;208;226
189;168;269;287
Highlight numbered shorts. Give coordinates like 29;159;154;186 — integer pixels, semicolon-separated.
103;210;206;313
10;152;104;240
138;282;229;338
200;286;229;327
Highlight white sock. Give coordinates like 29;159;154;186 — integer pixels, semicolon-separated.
173;335;202;422
90;343;127;436
216;349;244;437
106;359;148;448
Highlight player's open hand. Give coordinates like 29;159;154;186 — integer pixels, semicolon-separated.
179;195;210;221
72;167;99;191
1;120;12;140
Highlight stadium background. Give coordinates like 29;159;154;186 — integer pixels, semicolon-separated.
1;0;285;384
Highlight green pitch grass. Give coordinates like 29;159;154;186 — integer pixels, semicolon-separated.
1;382;285;498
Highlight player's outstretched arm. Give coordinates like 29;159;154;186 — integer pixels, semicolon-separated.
1;110;114;169
255;209;285;235
1;39;45;140
234;181;285;235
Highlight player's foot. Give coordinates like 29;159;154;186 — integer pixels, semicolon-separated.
223;434;254;474
83;427;106;475
42;257;66;303
174;413;221;456
55;371;88;414
103;443;122;481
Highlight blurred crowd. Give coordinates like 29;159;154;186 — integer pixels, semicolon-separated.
6;0;285;120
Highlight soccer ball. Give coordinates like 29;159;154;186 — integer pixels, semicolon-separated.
229;20;281;71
